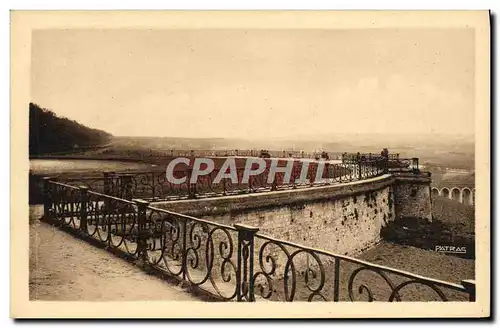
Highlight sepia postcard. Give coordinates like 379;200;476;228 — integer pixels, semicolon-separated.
11;10;490;318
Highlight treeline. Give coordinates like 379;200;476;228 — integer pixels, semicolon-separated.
29;103;112;155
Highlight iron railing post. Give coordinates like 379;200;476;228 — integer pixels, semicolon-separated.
412;157;419;172
103;171;115;195
42;177;52;219
134;199;150;263
79;185;89;233
102;171;115;213
271;179;277;191
181;219;188;281
150;172;156;200
292;165;298;189
120;174;133;200
461;279;476;302
235;224;259;302
187;167;196;199
333;258;341;301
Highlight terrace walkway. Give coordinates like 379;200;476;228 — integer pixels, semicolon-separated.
29;206;197;301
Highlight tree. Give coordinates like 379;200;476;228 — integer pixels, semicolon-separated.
29;103;112;155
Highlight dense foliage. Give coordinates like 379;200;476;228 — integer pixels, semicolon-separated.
29;103;112;155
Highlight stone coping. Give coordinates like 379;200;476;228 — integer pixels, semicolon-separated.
151;174;397;217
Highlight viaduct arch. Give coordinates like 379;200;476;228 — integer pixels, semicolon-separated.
431;186;475;206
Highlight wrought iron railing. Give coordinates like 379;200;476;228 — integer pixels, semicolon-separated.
43;179;248;300
42;179;475;302
251;234;474;302
163;149;335;159
45;180;140;258
341;153;420;172
342;152;400;163
140;206;254;300
59;159;389;202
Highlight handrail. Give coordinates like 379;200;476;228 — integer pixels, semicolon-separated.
48;180;81;190
57;158;392;202
147;204;237;231
87;189;137;204
255;233;467;292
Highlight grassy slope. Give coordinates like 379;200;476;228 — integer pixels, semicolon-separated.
432;195;475;236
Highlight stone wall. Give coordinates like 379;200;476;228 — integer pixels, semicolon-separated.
153;175;397;257
202;187;394;257
149;172;432;281
392;172;433;222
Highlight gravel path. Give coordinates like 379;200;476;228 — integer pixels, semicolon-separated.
29;206;197;301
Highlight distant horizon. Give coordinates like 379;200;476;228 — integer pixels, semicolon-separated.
111;131;475;139
32;101;475;141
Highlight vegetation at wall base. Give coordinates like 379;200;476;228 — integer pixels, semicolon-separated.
381;202;475;260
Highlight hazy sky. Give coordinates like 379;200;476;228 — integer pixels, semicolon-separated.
31;29;474;139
